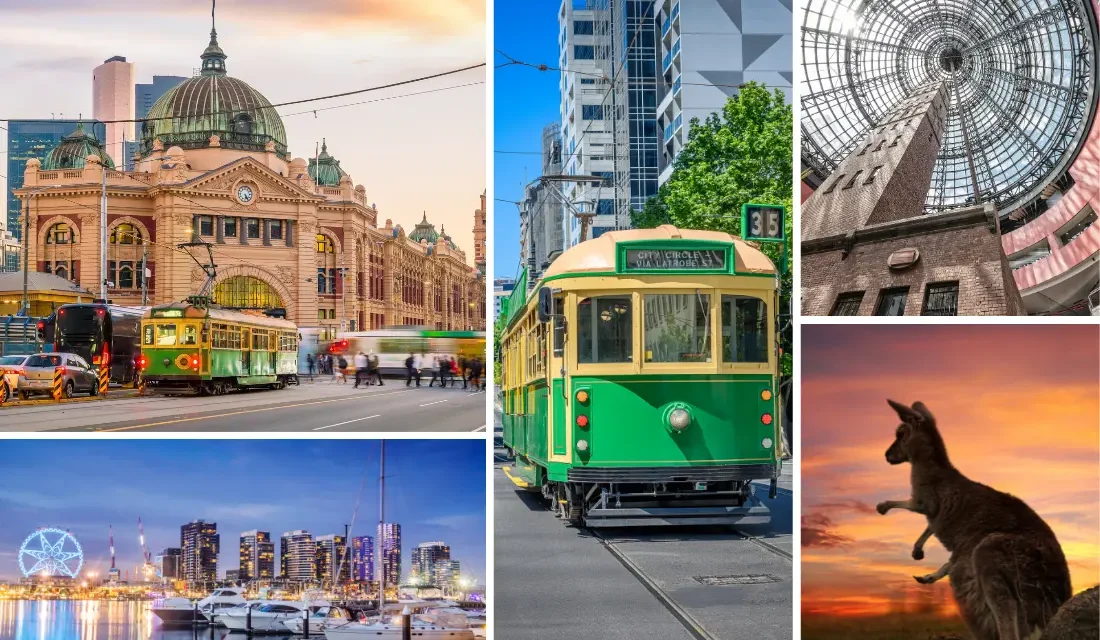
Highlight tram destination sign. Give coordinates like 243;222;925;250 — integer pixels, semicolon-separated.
624;249;726;271
741;203;786;242
151;309;183;318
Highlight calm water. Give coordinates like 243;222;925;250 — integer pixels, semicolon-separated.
0;600;297;640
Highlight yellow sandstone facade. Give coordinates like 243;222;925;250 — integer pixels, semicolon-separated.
13;26;485;336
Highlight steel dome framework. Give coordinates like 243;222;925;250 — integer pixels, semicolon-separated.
801;0;1098;214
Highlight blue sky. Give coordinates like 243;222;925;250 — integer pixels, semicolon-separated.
493;1;562;281
0;440;486;584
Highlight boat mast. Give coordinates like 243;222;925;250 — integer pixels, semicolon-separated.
377;440;385;610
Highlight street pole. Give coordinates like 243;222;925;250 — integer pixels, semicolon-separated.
99;162;108;301
21;196;30;316
141;244;148;306
377;441;385;611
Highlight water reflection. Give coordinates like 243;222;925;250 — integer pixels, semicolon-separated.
0;601;296;640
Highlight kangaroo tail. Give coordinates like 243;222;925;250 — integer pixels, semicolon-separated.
1040;585;1099;640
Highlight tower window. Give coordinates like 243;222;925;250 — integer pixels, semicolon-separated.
874;287;910;316
843;170;863;189
864;166;883;184
921;281;959;316
889;136;901;147
233;113;253;134
823;174;845;194
857;144;871;156
830;292;864;316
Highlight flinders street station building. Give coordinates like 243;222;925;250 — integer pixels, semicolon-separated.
14;27;486;335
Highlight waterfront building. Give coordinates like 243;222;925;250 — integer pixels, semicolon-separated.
180;520;219;585
1;231;20;272
410;541;450;585
280;530;315;583
155;548;181;580
5;120;106;242
13;26;486;334
315;534;350;585
239;530;274;582
493;278;515;319
655;0;792;185
351;535;375;583
378;523;401;588
225;569;240;582
436;559;462;590
92;56;135;170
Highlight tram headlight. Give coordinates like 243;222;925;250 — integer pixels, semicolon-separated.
761;389;772;401
762;438;773;450
669;408;691;430
576;439;589;452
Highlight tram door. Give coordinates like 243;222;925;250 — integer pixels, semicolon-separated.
269;331;277;372
241;328;251;376
548;293;569;462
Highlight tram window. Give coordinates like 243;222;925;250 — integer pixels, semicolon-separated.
643;293;711;363
181;325;198;346
552;297;565;357
156;324;177;346
143;325;154;346
577;296;632;364
721;296;767;363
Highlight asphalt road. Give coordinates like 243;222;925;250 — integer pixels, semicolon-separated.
0;379;487;432
494;426;793;640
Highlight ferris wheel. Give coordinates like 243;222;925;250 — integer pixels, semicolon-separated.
18;528;84;578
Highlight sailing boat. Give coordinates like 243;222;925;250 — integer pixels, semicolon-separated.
321;442;475;639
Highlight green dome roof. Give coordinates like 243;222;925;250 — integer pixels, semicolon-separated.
440;225;457;250
409;212;440;244
42;123;115;170
140;28;287;156
308;139;348;186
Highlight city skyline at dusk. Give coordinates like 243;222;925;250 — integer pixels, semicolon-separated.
0;439;486;585
801;325;1100;618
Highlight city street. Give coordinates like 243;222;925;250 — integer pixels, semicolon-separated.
494;425;793;640
0;379;486;432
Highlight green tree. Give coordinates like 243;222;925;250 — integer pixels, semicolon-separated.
631;82;793;375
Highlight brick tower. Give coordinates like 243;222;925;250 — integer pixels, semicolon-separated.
801;81;1025;316
473;191;486;272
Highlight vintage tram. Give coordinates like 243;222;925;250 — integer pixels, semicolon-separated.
499;225;784;527
139;297;299;395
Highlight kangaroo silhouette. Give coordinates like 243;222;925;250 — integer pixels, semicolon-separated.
875;400;1072;640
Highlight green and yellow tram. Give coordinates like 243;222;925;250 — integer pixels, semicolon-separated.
499;226;783;527
139;298;299;395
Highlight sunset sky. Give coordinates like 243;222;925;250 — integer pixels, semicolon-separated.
0;0;485;262
802;325;1100;618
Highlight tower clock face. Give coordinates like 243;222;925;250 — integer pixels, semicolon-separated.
237;185;254;203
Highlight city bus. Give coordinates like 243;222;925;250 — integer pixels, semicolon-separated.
499;225;784;527
55;303;147;384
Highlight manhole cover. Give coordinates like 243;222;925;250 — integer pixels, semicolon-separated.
693;574;781;586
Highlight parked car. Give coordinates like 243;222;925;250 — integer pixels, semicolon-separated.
0;355;30;402
16;353;99;399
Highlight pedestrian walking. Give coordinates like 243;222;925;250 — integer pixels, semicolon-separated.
306;353;315;382
458;355;468;389
353;351;368;388
368;351;384;386
428;356;441;388
469;357;482;392
405;352;418;387
440;355;452;388
449;356;460;388
335;354;348;383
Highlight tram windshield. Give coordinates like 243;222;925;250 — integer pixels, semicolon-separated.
643;293;711;363
722;295;767;363
577;296;632;363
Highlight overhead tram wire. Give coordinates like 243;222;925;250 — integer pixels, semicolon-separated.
0;63;485;127
494;50;754;90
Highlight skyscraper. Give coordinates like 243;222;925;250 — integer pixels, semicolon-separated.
410;541;451;584
378;523;401;588
180;520;219;584
239;530;274;582
92;56;135;167
133;75;186;170
4;120;107;240
655;0;792;185
352;535;375;583
155;548;181;580
314;534;349;585
280;530;315;582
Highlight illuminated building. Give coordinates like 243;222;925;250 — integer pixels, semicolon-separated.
180;520;219;584
280;530;314;583
314;534;349;585
411;541;450;584
378;523;401;588
156;548;181;580
352;535;375;583
239;530;274;582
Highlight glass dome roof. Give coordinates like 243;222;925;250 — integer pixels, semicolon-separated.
801;0;1097;214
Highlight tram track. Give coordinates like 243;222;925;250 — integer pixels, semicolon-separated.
588;527;719;640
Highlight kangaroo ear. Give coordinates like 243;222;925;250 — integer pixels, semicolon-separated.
911;402;935;424
887;399;924;425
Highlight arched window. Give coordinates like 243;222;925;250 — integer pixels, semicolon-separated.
118;264;134;289
53;264;68;280
316;234;334;253
233;113;253;134
316;270;327;294
213;276;284;310
46;223;72;245
110;223;142;245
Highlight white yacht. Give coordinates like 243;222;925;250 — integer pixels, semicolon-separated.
322;607;475;639
210;599;267;627
283;605;339;635
153;588;246;625
221;600;323;633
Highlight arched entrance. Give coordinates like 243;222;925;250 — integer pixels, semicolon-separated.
213;275;285;311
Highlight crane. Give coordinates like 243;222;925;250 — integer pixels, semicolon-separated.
138;517;156;581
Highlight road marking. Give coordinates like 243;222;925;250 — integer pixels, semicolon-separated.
501;466;528;488
418;400;448;407
472;425;486;432
94;390;411;432
313;415;381;431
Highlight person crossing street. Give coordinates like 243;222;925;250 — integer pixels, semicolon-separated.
353;351;368;388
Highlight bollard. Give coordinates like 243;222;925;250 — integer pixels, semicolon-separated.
401;605;411;640
193;601;199;625
303;608;310;638
98;363;109;397
137;372;147;396
0;378;8;406
246;603;253;633
51;366;63;401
